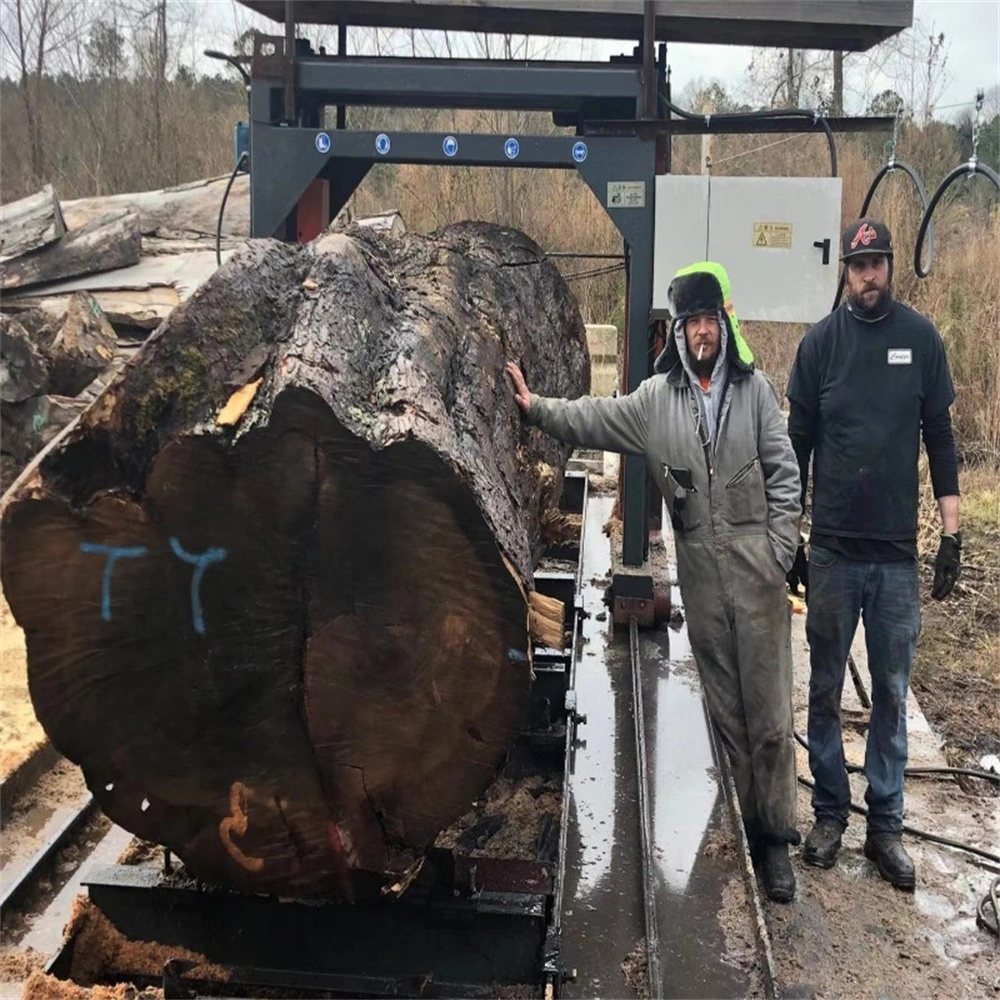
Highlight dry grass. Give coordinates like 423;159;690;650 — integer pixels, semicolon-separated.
912;464;1000;764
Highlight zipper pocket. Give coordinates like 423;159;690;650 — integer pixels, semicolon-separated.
726;457;759;488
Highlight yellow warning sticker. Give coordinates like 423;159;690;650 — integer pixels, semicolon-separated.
752;222;792;249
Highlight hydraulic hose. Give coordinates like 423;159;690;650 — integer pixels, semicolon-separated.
796;775;1000;865
832;159;936;308
793;731;1000;785
216;151;249;267
915;160;1000;284
662;100;838;178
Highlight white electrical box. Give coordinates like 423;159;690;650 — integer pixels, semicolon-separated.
653;175;843;324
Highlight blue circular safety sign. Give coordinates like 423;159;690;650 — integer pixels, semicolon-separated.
504;137;520;160
375;133;391;155
442;135;459;157
572;141;588;163
315;132;331;154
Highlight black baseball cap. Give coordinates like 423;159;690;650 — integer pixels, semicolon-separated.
841;218;893;261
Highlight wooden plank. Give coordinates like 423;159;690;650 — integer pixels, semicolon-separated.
0;185;66;262
0;211;142;293
62;175;249;237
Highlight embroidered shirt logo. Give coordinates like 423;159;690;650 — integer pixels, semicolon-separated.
887;349;912;365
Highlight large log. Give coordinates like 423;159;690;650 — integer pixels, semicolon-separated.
0;185;66;261
0;221;590;899
0;211;141;292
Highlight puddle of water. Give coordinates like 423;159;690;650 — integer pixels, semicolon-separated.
561;495;644;998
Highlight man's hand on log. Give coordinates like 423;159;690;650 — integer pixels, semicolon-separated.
505;362;531;415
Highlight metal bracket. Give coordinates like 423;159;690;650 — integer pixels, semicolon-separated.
610;573;655;627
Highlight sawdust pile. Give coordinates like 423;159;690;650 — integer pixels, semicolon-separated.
701;823;738;862
435;776;561;859
588;474;618;496
21;971;162;999
540;508;583;547
621;938;649;998
0;949;45;981
716;873;764;995
64;898;228;986
0;592;45;778
116;839;162;867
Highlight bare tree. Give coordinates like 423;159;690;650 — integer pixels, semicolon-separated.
0;0;74;183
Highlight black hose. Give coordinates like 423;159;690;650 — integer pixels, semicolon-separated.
662;99;838;178
793;731;1000;784
914;160;1000;285
832;158;936;308
977;876;1000;937
796;775;1000;864
216;151;249;267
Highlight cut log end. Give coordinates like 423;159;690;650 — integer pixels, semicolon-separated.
2;388;532;896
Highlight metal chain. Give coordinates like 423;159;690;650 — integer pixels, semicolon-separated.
887;104;902;167
970;89;985;167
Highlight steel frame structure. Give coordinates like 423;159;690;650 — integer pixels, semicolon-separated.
242;0;904;573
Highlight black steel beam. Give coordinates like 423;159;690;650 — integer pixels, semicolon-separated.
584;114;896;137
83;865;547;987
291;55;642;113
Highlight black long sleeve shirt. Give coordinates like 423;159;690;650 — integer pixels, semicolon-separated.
786;300;959;562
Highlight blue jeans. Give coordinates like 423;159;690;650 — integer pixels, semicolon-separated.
806;546;921;834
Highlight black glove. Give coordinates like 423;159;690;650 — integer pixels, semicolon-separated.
787;537;809;598
931;531;961;600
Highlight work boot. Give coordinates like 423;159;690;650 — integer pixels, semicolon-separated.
864;833;915;891
802;818;843;869
760;843;796;903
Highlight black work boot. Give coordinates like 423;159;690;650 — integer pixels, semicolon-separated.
760;843;796;903
864;833;915;891
803;818;843;869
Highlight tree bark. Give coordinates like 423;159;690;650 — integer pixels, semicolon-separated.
0;185;66;262
0;211;141;292
832;51;844;116
0;221;589;899
2;292;117;397
0;314;50;403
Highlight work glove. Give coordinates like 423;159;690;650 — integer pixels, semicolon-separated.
931;531;962;600
786;537;809;599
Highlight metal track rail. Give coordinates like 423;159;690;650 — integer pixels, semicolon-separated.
0;793;96;919
628;617;663;995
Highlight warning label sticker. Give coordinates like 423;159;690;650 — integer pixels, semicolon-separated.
607;181;646;208
753;222;792;249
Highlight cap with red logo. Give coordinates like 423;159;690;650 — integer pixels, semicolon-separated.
841;217;893;261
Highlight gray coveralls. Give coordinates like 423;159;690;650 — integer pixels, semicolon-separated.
526;319;801;846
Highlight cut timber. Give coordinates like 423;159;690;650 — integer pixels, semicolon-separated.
0;394;89;466
62;174;250;237
0;315;50;403
6;287;180;332
1;292;117;397
42;292;117;396
0;185;66;261
0;220;589;900
0;210;141;292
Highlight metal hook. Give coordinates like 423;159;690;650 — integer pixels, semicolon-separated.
970;88;985;171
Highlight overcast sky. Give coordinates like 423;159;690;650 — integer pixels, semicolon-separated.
591;0;1000;117
201;0;999;119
